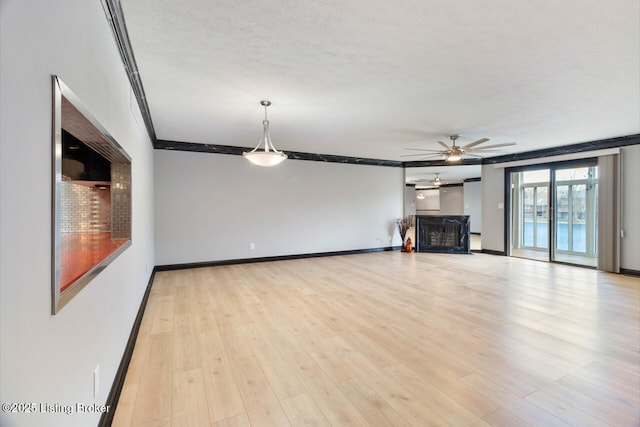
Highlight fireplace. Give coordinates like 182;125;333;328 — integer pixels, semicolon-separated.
415;215;470;253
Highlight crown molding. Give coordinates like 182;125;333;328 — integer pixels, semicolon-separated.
101;0;157;143
403;158;483;167
154;140;404;167
155;135;639;169
482;134;639;164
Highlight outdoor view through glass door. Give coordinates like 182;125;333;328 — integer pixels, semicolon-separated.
552;166;598;267
509;162;598;267
511;169;550;262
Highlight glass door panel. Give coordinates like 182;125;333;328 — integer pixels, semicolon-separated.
510;169;549;262
536;186;548;249
555;185;569;251
522;185;548;249
523;187;534;247
572;184;587;253
552;166;598;267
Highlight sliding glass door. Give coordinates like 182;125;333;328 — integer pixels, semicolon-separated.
509;161;598;267
552;166;598;266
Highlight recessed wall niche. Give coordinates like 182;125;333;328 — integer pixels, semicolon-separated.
52;76;132;314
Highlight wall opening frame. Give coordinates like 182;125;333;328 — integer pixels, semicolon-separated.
52;76;132;314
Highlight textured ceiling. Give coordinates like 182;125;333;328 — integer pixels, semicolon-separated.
121;0;640;161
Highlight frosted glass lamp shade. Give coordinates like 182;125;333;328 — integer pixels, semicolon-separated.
243;151;287;167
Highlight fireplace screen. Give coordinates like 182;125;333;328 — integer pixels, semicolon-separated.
427;224;460;247
416;216;470;253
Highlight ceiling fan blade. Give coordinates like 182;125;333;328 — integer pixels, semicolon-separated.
461;138;489;150
401;153;443;157
468;142;516;151
405;148;446;152
403;154;445;160
437;141;450;149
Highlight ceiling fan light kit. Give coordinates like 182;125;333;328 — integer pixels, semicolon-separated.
445;151;461;162
445;135;462;163
243;100;288;167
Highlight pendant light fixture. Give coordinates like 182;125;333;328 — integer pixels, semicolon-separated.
243;100;287;167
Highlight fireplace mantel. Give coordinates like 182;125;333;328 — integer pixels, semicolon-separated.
415;215;470;254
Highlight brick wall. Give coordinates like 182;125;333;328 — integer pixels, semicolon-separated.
60;176;111;233
111;162;131;239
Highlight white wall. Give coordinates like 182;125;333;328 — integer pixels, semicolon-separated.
439;186;464;215
481;165;505;252
416;189;440;214
404;186;416;216
464;180;483;234
0;1;155;426
154;150;404;265
621;145;640;271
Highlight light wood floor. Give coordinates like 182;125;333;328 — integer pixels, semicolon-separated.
113;252;640;427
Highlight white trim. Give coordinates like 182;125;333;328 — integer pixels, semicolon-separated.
492;148;620;169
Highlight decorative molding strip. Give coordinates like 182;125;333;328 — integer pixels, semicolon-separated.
156;246;402;271
154;140;246;155
481;249;506;256
439;183;464;188
620;268;640;278
283;151;403;167
99;268;156;427
403;158;483;167
152;134;640;168
483;134;640;164
154;140;404;167
101;0;157;143
464;177;482;182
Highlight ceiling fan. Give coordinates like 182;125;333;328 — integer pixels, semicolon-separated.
402;135;516;162
413;173;443;193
